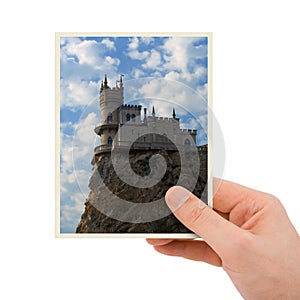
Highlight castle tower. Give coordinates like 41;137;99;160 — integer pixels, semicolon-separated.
95;75;124;147
93;75;198;157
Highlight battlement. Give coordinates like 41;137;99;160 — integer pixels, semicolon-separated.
110;85;123;91
100;74;124;93
147;116;179;122
180;129;197;134
123;104;142;109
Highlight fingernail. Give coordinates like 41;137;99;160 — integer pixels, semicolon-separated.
165;186;191;211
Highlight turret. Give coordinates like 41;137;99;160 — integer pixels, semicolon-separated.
172;108;176;119
95;74;125;147
152;106;156;117
99;74;124;125
119;74;123;88
104;74;108;88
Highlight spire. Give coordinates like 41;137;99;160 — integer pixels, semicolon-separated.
152;106;155;117
104;74;108;88
120;74;123;88
172;107;176;118
100;80;104;92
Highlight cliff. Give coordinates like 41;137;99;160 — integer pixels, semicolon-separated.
76;148;207;234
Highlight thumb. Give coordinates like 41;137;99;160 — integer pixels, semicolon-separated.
165;186;243;256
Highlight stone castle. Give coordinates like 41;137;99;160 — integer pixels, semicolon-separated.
93;75;202;163
76;75;208;233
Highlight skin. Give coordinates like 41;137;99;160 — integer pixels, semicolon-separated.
147;179;300;299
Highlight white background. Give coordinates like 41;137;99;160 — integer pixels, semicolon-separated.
1;1;300;299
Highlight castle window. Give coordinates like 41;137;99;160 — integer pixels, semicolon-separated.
131;114;136;122
126;113;131;122
184;138;191;146
107;113;112;123
107;136;113;146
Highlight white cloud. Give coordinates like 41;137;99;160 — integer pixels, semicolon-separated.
74;112;98;144
162;37;207;71
193;65;207;79
60;111;100;232
60;79;99;107
60;37;121;109
128;37;139;50
150;71;163;77
65;40;100;65
164;70;180;81
60;130;75;172
105;56;120;65
101;38;116;50
196;83;208;103
161;37;208;84
125;36;208;92
140;37;154;45
60;191;86;232
126;37;149;60
60;38;120;74
127;49;149;60
60;37;81;47
127;78;207;120
131;68;146;79
62;38;117;67
142;49;161;69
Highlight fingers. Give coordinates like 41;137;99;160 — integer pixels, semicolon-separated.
146;239;174;246
152;240;222;266
165;186;244;257
213;178;267;213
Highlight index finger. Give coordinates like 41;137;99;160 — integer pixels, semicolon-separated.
213;178;266;213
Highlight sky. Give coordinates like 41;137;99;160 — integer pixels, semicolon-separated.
59;35;209;233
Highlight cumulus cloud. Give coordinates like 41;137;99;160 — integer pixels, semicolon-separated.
61;39;118;68
60;78;99;107
60;191;86;233
60;111;99;232
127;49;149;60
131;68;146;79
60;37;120;109
142;49;161;69
128;37;139;50
126;37;149;60
161;37;208;85
66;40;100;65
162;37;207;71
101;38;116;50
140;37;154;45
131;78;207;116
60;38;120;77
124;36;208;100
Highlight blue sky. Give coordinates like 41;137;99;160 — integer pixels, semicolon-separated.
59;35;209;233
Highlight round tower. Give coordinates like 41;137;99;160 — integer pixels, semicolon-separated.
95;75;124;147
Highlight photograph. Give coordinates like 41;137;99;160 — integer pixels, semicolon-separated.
57;33;211;236
3;3;300;300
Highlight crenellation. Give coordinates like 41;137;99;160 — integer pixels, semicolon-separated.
95;75;203;159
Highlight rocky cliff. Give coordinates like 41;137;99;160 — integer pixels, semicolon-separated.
76;148;207;234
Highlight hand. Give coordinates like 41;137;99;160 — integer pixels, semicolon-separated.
147;179;300;299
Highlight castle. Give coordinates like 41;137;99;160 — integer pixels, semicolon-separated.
76;75;208;232
93;75;201;162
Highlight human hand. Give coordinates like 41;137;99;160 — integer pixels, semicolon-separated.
147;179;300;299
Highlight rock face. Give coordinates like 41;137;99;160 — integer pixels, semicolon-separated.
76;148;207;234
